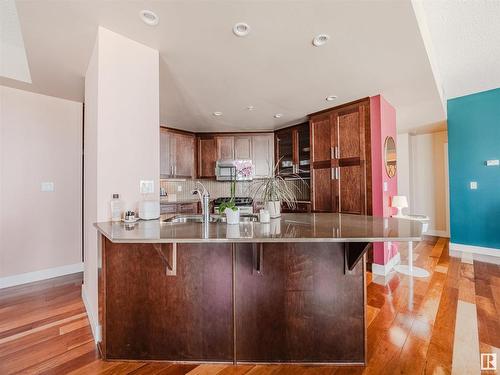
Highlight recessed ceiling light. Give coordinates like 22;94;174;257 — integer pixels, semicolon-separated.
326;95;338;101
312;34;330;47
274;113;283;119
213;111;223;116
139;10;159;26
247;105;256;111
233;22;251;37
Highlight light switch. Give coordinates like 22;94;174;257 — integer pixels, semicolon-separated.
41;182;54;192
383;181;388;192
485;159;499;166
140;180;154;194
470;181;478;190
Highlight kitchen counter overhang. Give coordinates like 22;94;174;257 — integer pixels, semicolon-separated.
94;213;422;365
94;212;423;244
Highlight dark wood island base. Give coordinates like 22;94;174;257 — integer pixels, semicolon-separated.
98;237;369;365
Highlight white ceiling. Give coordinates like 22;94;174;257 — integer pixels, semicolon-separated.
418;0;500;100
2;0;447;133
0;0;31;83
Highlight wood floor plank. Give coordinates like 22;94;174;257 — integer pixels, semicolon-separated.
66;359;122;375
215;365;254;375
187;364;228;375
1;238;498;375
0;326;93;374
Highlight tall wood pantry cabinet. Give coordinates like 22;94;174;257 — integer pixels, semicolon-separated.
309;98;372;215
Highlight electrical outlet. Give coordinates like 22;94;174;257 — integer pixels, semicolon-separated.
470;181;478;190
177;185;182;192
41;182;54;192
140;180;154;194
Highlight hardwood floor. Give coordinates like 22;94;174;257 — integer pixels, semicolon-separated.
1;237;499;374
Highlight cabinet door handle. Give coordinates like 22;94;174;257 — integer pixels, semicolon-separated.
330;147;334;159
336;167;340;180
174;165;177;176
335;146;340;159
331;167;335;180
253;243;263;274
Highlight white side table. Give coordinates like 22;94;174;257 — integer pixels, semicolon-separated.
393;214;430;278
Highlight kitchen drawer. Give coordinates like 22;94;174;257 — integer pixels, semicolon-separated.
160;203;177;214
178;203;198;214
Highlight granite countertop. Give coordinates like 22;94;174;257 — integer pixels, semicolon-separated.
94;213;423;244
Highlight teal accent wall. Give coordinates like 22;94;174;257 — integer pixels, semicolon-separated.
448;88;500;249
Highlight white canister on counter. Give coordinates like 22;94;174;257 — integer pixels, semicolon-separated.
225;207;240;225
259;209;270;223
110;193;123;222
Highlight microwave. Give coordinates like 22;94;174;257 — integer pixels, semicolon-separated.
215;160;254;181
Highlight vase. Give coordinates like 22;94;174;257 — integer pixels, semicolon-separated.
224;207;240;225
265;201;281;218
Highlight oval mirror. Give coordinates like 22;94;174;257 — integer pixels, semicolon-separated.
384;136;397;178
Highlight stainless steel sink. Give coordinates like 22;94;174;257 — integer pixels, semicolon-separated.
164;215;218;223
164;214;259;223
217;214;259;223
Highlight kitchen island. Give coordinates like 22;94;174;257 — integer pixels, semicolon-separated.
94;213;421;365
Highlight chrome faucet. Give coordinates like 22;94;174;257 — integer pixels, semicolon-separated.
192;181;210;223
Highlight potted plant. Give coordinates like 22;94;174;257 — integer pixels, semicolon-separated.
218;166;240;225
250;159;304;219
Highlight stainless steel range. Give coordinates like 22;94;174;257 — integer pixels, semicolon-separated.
213;197;254;215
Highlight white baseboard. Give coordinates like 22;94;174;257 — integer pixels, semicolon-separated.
425;229;450;238
449;242;500;259
0;262;84;289
372;252;401;276
81;285;100;343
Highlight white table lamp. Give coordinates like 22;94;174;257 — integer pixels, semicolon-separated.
391;195;408;217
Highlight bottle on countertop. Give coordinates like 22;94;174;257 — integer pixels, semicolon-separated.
110;193;123;222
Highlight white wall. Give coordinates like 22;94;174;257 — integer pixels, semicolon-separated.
396;133;411;203
397;130;449;236
83;27;159;340
0;86;82;283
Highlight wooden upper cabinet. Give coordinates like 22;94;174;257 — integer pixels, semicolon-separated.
234;136;252;160
336;103;369;215
198;136;217;178
160;128;174;178
160;128;196;179
216;136;235;160
310;114;332;164
173;132;195;178
309;99;371;215
275;123;310;177
252;134;274;178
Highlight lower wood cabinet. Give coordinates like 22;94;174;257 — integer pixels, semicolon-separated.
100;239;366;364
234;242;365;363
103;241;233;361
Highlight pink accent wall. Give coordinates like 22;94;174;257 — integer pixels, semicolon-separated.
370;95;398;266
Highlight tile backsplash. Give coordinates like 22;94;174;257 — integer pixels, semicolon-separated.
160;179;310;201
